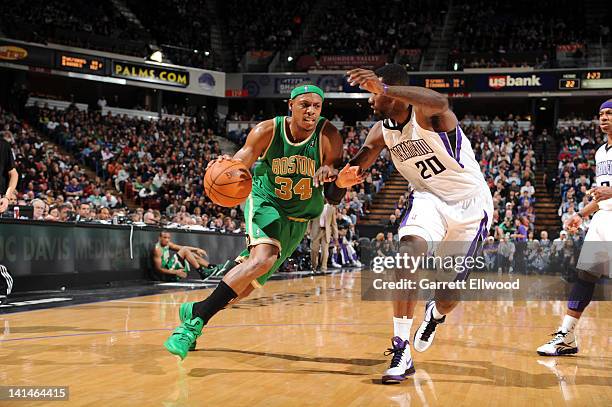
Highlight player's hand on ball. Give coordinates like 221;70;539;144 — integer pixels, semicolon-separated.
347;69;385;94
0;197;8;214
588;186;612;202
335;164;365;188
564;213;582;233
207;154;236;170
313;165;338;187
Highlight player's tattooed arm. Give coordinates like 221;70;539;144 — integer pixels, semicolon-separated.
207;119;274;170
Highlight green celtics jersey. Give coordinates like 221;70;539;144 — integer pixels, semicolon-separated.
252;116;326;220
156;242;189;272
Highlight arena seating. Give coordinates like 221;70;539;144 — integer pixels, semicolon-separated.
0;0;149;56
220;0;311;67
301;0;447;61
125;0;214;69
555;119;603;233
449;0;588;68
2;0;604;71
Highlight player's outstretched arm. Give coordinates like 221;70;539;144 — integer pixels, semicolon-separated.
207;119;274;170
347;68;457;132
315;121;360;203
347;121;386;177
317;120;345;179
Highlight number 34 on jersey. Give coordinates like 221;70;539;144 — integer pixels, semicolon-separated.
271;155;316;200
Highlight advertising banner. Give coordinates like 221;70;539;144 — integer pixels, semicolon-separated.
0;221;245;291
186;67;226;98
111;60;190;87
297;54;387;71
241;73;361;97
0;40;54;68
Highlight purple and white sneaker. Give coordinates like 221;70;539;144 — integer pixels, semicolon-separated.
414;300;446;353
537;330;578;356
382;336;415;384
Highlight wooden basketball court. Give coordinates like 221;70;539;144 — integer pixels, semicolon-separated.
1;272;610;406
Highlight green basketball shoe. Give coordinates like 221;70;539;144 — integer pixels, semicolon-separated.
178;302;197;351
197;260;232;281
164;317;204;360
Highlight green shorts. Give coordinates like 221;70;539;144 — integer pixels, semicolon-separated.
240;193;309;287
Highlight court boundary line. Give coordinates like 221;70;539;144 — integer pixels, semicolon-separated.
0;320;610;343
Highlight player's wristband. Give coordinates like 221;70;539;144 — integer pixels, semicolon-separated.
577;212;584;219
324;181;346;205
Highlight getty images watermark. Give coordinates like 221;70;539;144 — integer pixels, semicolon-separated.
361;241;612;301
370;253;520;290
361;252;523;301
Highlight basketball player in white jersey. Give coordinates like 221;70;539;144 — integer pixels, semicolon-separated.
346;65;493;383
537;99;612;356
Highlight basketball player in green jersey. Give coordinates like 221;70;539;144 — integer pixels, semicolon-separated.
164;84;362;359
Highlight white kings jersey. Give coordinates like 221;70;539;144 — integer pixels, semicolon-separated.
594;143;612;211
381;110;488;202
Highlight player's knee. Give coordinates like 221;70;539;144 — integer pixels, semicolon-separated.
246;254;276;277
399;235;428;257
177;247;189;257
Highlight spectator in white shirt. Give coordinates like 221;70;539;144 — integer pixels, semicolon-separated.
100;192;118;208
520;180;535;197
101;147;114;161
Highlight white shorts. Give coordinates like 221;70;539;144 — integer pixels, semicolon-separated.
398;189;494;258
576;210;612;278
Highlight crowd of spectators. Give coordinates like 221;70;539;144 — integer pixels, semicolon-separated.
0;104;130;222
449;0;586;68
555;119;605;233
302;0;447;59
0;0;148;56
7;103;241;232
221;0;310;67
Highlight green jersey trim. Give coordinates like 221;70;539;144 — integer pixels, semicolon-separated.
281;116;324;147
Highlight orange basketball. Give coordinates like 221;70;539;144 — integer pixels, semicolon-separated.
204;159;252;207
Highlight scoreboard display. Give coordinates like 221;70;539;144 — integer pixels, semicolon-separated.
581;70;612;89
412;76;468;91
559;70;612;90
559;78;581;90
54;52;107;75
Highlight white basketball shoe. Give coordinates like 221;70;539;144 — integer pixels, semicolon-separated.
382;336;415;384
537;330;578;356
413;300;445;353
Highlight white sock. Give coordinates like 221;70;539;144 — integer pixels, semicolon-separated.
561;315;579;333
432;303;445;320
393;317;413;341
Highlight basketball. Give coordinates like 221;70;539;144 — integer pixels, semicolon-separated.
204;159;252;207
